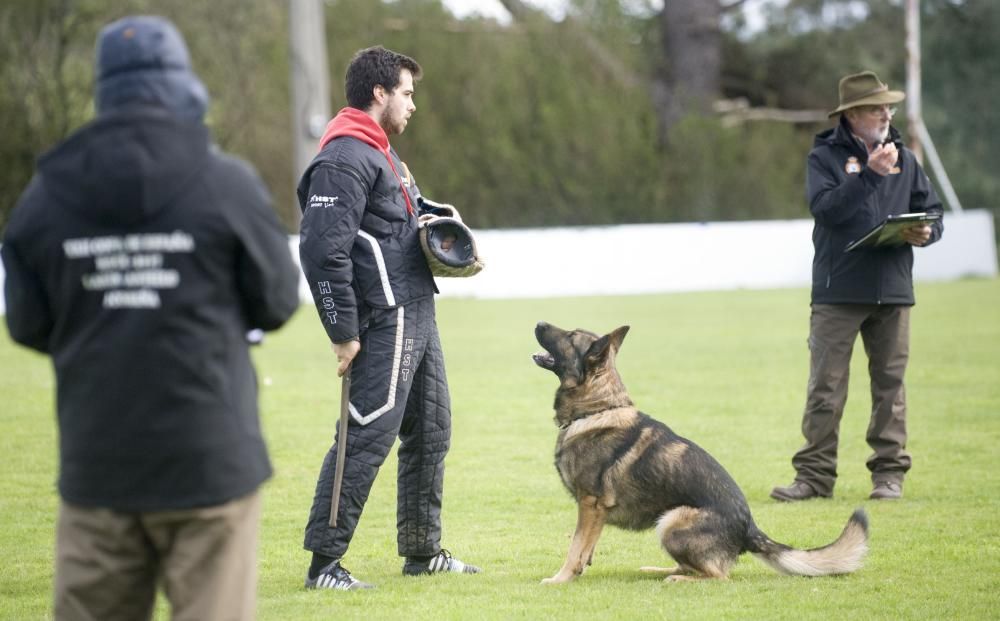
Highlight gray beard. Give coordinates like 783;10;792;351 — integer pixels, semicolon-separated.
864;126;890;147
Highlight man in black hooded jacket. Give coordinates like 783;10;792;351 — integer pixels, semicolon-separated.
1;15;299;620
771;71;943;503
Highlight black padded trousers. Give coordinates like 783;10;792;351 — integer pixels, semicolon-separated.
303;297;451;559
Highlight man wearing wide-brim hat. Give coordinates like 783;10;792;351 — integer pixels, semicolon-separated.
770;70;944;503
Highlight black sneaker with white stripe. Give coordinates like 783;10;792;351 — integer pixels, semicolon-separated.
402;549;481;576
304;561;374;590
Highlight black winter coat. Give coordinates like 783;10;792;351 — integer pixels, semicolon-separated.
1;106;301;511
806;118;943;305
297;134;436;344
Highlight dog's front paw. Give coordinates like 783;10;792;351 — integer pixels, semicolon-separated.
540;574;572;585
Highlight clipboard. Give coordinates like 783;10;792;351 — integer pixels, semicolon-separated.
844;212;942;253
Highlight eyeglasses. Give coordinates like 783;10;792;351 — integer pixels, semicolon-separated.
857;105;897;117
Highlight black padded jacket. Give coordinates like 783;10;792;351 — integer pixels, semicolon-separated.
297;108;436;344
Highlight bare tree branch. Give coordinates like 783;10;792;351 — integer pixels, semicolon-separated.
715;98;827;127
496;0;532;22
720;0;749;14
499;0;818;143
497;0;641;89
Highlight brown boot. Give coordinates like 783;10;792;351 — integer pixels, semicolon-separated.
869;481;903;500
770;480;828;502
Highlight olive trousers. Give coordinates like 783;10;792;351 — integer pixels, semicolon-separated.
791;304;912;496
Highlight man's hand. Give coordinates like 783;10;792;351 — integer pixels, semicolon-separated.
332;339;361;377
867;142;899;176
901;224;932;247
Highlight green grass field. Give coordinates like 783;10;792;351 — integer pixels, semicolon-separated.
2;279;998;620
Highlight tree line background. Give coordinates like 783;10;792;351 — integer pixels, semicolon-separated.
0;0;996;233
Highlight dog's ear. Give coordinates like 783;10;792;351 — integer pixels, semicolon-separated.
608;325;630;353
584;336;611;368
585;325;629;366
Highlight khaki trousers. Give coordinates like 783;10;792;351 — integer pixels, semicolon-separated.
791;304;912;496
54;491;261;621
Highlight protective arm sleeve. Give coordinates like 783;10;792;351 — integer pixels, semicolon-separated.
298;163;368;343
807;151;883;227
417;196;462;221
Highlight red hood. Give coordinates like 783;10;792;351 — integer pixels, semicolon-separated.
318;107;388;152
317;107;413;215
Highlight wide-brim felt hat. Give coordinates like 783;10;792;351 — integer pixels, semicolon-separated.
828;70;905;118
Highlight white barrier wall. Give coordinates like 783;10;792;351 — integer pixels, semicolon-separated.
2;210;996;315
430;208;998;299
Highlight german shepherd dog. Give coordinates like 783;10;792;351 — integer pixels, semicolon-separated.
532;321;868;584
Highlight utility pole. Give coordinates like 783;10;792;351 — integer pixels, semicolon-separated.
905;0;963;213
289;0;331;229
904;0;923;162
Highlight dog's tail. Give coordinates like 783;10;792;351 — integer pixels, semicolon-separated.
746;508;869;576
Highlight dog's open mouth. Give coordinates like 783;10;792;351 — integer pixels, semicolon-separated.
533;351;555;370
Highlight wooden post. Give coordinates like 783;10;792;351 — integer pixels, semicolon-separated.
289;0;331;229
905;0;923;163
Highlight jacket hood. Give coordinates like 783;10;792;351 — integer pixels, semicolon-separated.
95;15;208;121
317;107;414;215
37;107;210;226
318;107;388;152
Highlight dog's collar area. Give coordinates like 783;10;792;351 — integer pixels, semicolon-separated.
558;409;610;429
558;417;591;430
557;405;637;432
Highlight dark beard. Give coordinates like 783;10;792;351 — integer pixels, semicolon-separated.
379;108;403;135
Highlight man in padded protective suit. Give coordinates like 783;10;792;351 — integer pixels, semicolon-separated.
297;45;481;591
